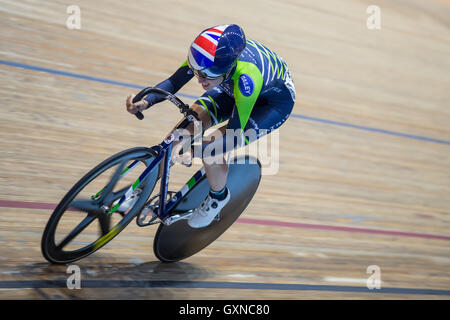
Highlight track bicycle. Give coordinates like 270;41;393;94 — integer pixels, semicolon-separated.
41;87;262;264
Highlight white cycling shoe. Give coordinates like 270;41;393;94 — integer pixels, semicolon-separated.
188;189;231;228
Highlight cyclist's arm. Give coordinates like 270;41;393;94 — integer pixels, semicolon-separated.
143;60;194;108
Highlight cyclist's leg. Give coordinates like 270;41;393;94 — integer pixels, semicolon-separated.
227;84;295;150
200;85;295;193
169;103;211;167
171;88;234;169
187;90;236;228
193;89;235;192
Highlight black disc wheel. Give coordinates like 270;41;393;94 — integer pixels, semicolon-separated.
41;147;159;264
153;155;261;262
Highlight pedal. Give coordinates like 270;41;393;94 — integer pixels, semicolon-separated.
163;211;193;226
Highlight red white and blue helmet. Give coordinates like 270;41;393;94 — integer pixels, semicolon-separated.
187;24;246;79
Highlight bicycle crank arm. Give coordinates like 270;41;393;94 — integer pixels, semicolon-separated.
162;211;194;226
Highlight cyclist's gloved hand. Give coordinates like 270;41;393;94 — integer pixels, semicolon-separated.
126;94;149;115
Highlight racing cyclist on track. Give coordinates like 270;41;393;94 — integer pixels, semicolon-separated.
126;24;296;228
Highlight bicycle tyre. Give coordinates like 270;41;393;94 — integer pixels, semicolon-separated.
41;147;159;264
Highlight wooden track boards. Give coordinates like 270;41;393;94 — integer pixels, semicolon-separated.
0;0;449;299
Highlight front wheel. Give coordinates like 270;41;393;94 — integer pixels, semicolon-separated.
41;147;159;264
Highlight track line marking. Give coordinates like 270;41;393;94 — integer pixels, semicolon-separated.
0;280;448;295
1;59;449;146
1;200;449;241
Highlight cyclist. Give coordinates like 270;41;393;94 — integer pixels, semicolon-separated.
126;24;296;228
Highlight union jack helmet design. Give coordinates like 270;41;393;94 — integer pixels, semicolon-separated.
188;24;246;79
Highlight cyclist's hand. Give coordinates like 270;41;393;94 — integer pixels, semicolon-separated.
126;94;149;114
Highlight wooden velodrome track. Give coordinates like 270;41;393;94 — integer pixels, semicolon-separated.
0;0;449;300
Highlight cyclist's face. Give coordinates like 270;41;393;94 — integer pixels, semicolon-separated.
197;75;224;90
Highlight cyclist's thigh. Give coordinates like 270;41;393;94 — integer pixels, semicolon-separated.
228;85;295;144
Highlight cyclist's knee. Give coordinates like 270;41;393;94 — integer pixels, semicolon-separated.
191;103;212;130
